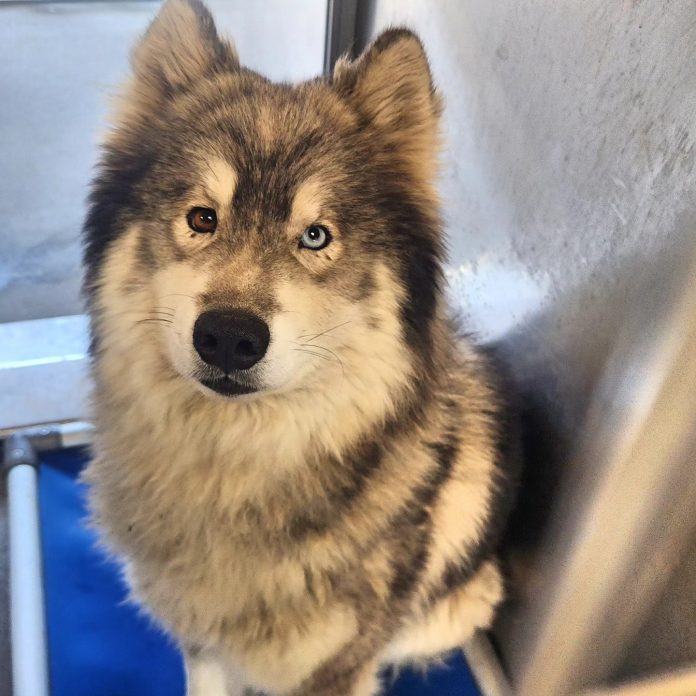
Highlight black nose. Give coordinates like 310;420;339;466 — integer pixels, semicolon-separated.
193;311;270;372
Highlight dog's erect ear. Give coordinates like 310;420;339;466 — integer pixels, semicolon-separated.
127;0;238;118
332;29;441;174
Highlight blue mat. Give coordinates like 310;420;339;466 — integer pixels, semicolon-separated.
39;447;480;696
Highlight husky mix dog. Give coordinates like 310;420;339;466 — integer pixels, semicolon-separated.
82;1;520;694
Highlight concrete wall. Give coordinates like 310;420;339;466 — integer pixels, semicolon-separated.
0;0;326;324
361;0;696;687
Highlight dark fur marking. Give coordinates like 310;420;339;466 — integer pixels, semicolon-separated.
287;513;328;540
366;314;381;331
230;131;324;227
355;268;376;301
286;440;385;541
437;552;492;602
386;431;460;601
290;630;387;696
336;440;383;501
425;436;459;487
426;351;523;605
370;27;425;59
285;386;432;545
388;525;430;600
83;147;155;297
370;176;443;370
198;292;280;320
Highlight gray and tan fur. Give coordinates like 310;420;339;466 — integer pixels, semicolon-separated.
82;1;520;694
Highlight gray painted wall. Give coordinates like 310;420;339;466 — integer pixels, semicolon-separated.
361;0;696;687
0;0;326;324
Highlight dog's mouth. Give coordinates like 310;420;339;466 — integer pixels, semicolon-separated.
199;376;258;397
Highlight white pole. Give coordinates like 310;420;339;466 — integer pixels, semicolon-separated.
464;632;514;696
5;434;50;696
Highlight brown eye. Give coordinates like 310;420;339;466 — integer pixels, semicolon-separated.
187;207;217;234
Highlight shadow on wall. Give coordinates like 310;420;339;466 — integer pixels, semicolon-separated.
488;214;696;675
496;213;695;549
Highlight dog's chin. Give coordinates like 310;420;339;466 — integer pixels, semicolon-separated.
197;376;260;399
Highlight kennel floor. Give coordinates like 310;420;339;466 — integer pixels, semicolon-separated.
39;447;481;696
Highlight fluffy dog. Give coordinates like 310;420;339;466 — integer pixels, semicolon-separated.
82;1;520;694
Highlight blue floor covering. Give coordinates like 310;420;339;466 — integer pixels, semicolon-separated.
38;447;480;696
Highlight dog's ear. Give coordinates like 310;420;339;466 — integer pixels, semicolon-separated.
127;0;238;119
332;29;441;174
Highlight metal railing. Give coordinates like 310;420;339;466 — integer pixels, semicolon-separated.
3;422;93;696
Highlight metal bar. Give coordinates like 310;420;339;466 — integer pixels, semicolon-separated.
5;435;50;696
0;420;94;452
323;0;360;75
463;632;513;696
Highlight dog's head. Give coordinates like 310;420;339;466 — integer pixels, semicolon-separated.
85;0;443;400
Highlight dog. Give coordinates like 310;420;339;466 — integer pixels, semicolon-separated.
82;1;520;694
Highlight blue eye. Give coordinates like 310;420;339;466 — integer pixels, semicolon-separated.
299;225;331;250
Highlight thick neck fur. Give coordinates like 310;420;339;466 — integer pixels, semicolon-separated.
86;226;453;565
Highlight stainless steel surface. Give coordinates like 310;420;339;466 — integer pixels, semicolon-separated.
359;0;696;691
513;250;696;694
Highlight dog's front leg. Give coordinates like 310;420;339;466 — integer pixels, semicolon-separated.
185;648;245;696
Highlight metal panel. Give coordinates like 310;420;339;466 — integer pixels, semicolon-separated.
511;249;696;694
324;0;359;73
359;0;696;691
